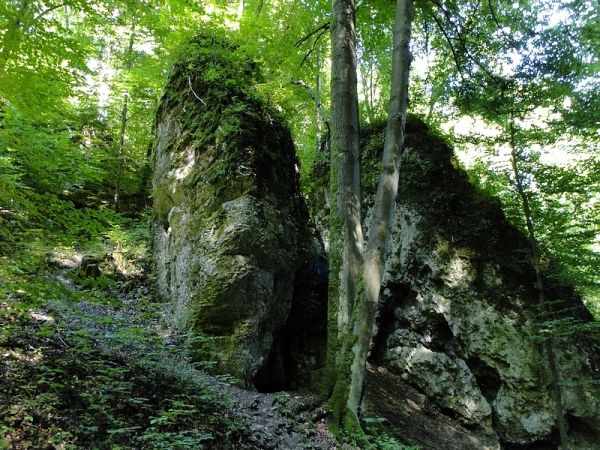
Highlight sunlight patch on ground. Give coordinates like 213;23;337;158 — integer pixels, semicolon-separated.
29;311;55;322
3;349;44;364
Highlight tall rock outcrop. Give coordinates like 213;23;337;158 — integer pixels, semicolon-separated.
152;36;326;388
309;118;600;449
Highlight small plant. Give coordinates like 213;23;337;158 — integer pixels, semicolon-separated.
272;393;293;418
342;417;421;450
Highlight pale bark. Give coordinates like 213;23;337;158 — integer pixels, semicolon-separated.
114;92;128;211
360;62;376;124
326;0;414;433
327;0;363;360
347;0;413;418
509;118;569;450
113;25;136;211
316;45;324;152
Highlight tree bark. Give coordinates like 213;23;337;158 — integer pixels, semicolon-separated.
323;0;363;406
113;23;136;211
348;0;413;417
327;0;414;435
509;118;569;450
114;91;129;211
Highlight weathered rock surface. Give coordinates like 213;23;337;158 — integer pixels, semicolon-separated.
152;36;326;388
310;119;600;449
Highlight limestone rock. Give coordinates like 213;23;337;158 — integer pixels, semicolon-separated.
152;35;326;387
309;118;600;448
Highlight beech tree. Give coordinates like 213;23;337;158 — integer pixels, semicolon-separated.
324;0;364;428
325;0;414;435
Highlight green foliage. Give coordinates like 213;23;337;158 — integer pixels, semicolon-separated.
362;117;525;259
0;248;253;449
463;148;600;320
156;32;301;227
1;321;248;448
342;417;420;450
0;0;598;447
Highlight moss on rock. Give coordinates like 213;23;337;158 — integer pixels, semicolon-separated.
307;115;600;448
152;35;326;388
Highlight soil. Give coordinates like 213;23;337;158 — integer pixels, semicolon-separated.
46;252;340;450
366;363;494;450
226;387;339;449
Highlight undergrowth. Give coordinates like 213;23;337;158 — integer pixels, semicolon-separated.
342;417;420;450
0;215;254;449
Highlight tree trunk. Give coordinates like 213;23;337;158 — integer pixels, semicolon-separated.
327;0;414;435
347;0;413;417
113;24;136;212
323;0;363;404
509;118;569;450
316;44;323;153
114;92;129;211
360;64;376;124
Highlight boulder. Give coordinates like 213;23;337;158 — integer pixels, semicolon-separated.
152;35;326;387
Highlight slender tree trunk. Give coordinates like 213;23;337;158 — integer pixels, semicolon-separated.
114;92;129;211
360;65;375;124
347;0;413;417
256;0;264;16
237;0;245;20
323;0;363;403
327;0;414;435
113;24;136;211
65;5;70;29
316;45;323;153
509;118;569;450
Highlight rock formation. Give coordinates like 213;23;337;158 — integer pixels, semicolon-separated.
151;35;599;448
152;35;326;388
310;118;600;449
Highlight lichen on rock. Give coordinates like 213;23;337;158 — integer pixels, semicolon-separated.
152;35;326;388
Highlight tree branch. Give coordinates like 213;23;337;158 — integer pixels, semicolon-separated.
430;0;504;86
295;22;330;47
34;3;67;21
188;77;206;105
290;79;330;133
430;14;465;81
299;27;329;67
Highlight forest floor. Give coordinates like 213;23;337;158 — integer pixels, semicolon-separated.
366;365;493;450
1;250;343;449
2;248;494;450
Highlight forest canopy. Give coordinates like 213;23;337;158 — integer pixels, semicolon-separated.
1;0;598;315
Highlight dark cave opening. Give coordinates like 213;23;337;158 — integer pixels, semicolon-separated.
465;355;502;404
252;258;329;393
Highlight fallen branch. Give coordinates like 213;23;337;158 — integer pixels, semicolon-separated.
188;77;206;105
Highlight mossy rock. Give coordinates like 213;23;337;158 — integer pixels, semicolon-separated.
152;35;326;389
